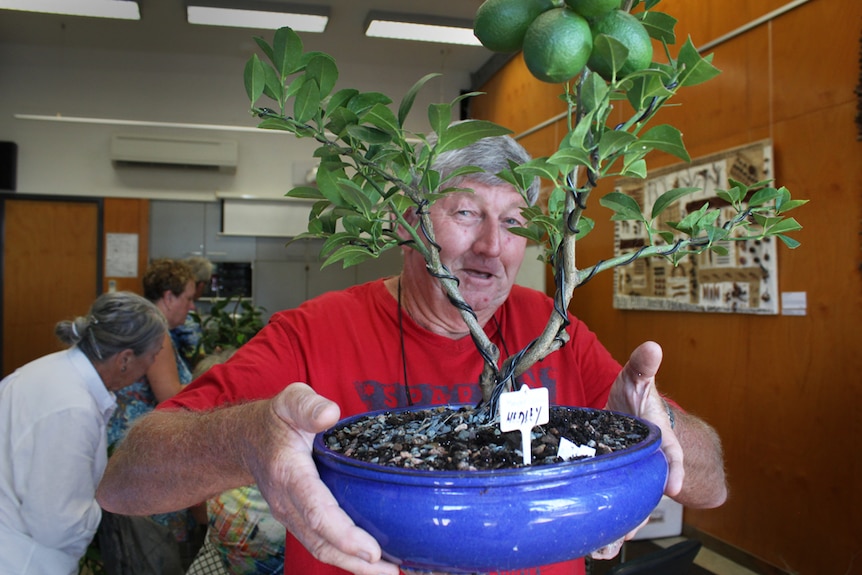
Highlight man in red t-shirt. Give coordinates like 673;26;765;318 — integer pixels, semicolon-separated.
98;134;727;575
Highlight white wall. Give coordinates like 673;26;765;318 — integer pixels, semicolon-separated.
0;41;470;202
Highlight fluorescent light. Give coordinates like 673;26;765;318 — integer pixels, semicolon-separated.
365;11;481;46
0;0;140;20
187;4;328;32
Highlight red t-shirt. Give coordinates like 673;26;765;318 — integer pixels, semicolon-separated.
164;279;623;575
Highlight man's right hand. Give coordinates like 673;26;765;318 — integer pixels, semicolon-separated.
253;383;400;575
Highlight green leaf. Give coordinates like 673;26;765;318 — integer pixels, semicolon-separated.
322;245;377;269
347;92;393;116
549;147;592;170
338;178;378;215
315;164;346;207
325;107;359;136
428;102;452;140
287;186;324;200
708;243;729;256
436;120;512;154
514;158;558;183
600;191;643;220
776;234;802;249
589;34;629;79
252;36;274;63
748;186;782;207
638;124;690;162
636;11;677;44
261;63;283;103
625;72;674;111
677;37;721;87
305;53;338;97
766;217;803;235
325;88;359;118
361;102;400;136
776;198;808;214
621;158;647;178
272;27;303;77
399;73;441;127
243;55;266;104
509;226;544;243
293;78;320;123
580;72;609;113
345;124;391;145
598;130;637;162
651;187;699;219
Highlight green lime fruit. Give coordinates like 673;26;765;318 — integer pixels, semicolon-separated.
522;8;593;84
474;0;556;53
564;0;621;20
587;10;653;80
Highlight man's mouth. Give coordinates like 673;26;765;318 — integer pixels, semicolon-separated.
463;268;495;280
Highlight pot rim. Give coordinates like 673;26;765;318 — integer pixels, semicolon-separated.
313;404;665;484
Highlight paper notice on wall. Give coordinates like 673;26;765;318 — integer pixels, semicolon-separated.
105;233;138;278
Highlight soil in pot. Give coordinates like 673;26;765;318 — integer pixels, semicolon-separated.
322;405;650;471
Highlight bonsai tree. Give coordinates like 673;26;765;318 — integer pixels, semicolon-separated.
242;0;805;420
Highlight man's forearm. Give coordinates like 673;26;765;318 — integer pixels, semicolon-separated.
671;408;728;509
96;401;269;515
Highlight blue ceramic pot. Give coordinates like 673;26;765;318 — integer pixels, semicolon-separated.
313;405;667;573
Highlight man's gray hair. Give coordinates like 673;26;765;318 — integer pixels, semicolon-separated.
430;130;540;206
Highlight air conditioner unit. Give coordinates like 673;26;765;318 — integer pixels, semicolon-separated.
110;133;238;169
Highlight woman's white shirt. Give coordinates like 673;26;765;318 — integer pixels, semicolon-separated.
0;347;116;575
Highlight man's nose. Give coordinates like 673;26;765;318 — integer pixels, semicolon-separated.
474;220;503;257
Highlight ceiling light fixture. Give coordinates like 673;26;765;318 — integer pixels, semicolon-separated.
364;11;481;46
186;1;329;32
0;0;140;20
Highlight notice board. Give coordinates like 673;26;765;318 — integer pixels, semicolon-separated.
612;140;779;314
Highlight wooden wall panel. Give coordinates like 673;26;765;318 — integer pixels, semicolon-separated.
1;198;99;376
102;198;149;295
471;0;862;573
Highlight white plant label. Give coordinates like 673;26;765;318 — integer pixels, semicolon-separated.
557;436;596;460
499;384;549;466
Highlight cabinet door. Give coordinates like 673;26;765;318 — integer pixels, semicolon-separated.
203;202;256;262
150;201;256;262
149;201;205;258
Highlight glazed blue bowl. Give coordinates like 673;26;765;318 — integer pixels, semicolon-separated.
313;405;667;573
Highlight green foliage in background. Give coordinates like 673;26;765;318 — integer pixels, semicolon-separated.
193;297;265;355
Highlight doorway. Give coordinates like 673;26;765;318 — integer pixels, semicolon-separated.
0;194;103;377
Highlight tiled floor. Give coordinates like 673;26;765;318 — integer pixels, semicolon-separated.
588;537;761;575
652;537;760;575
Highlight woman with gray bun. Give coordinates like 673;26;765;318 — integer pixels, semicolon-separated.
0;291;167;575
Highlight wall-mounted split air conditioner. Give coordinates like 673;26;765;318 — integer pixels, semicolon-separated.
109;133;238;170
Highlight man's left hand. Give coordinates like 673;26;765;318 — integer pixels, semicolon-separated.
605;341;684;498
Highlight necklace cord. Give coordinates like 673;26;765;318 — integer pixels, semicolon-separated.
397;277;414;406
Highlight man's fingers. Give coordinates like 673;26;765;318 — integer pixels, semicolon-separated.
275;382;341;434
622;341;663;383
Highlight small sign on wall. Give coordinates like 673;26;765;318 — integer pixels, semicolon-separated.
105;233;139;278
612;140;779;314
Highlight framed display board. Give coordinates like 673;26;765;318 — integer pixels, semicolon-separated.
612;140;779;314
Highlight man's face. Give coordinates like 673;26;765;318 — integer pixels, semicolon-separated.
427;180;528;315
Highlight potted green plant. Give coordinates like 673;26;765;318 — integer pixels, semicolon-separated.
193;296;265;356
241;0;805;570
